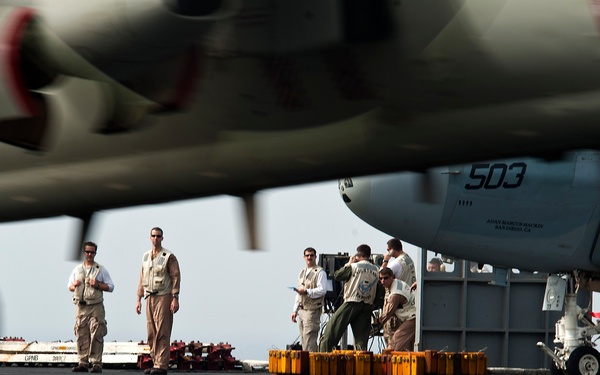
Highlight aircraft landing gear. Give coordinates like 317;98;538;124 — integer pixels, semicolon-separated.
538;273;600;375
567;346;600;375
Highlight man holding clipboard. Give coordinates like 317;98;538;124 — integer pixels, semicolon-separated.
290;247;327;352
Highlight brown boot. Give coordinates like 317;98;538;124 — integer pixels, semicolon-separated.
72;364;89;372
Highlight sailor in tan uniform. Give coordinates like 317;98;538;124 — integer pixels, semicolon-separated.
291;247;327;351
375;267;416;351
68;241;114;373
136;227;181;375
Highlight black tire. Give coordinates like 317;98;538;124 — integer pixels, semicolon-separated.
566;346;600;375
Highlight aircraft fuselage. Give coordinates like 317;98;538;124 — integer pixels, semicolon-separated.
340;150;600;274
0;0;599;233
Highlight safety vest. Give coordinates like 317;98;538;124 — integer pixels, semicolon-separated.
388;279;416;322
141;248;173;296
72;262;103;305
297;266;325;310
397;253;417;286
343;261;379;304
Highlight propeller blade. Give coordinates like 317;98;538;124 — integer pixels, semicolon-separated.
71;212;96;260
241;193;260;250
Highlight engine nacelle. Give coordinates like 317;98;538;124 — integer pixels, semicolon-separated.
0;6;50;150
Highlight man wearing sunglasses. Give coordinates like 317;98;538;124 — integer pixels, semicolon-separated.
68;241;115;373
374;267;416;351
136;227;181;375
291;247;327;351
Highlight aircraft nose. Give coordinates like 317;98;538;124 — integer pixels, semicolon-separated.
339;170;449;249
338;177;372;216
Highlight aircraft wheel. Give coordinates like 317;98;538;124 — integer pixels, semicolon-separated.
567;347;600;375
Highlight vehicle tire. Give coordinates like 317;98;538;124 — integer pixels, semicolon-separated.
566;346;600;375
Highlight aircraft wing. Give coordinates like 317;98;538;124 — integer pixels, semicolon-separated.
0;0;599;236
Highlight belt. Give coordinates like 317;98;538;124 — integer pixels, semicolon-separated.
144;291;158;299
298;305;322;311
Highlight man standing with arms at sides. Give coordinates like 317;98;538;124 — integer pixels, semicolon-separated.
68;241;114;373
382;238;417;291
291;247;327;351
319;244;382;352
136;227;181;375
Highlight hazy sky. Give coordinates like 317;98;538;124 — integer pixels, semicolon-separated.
0;180;420;361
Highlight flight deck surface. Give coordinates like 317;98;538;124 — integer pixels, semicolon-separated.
0;367;552;375
0;368;249;374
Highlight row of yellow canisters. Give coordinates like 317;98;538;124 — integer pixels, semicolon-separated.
268;350;488;375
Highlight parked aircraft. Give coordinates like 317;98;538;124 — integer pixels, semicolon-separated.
339;149;600;375
0;0;599;370
2;0;600;254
